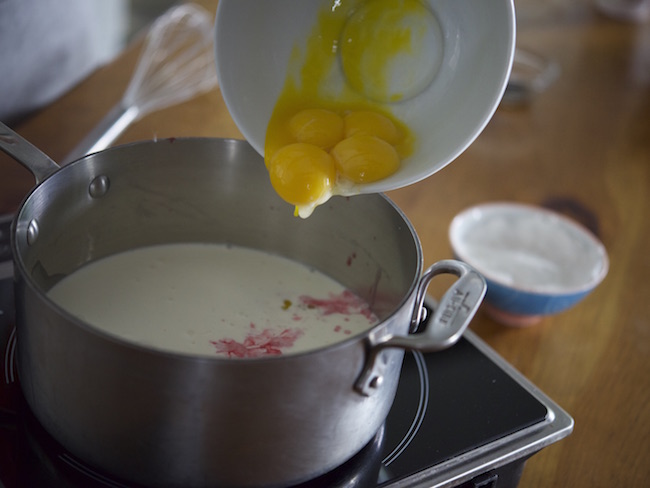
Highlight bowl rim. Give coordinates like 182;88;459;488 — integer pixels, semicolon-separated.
449;201;609;296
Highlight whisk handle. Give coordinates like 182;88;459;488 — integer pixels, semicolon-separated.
63;103;140;163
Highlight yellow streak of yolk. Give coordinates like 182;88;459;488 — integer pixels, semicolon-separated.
340;0;423;102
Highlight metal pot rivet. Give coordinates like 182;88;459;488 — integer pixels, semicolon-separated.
369;375;384;389
89;175;110;198
27;219;39;245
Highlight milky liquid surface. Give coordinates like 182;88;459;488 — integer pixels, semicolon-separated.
47;243;378;357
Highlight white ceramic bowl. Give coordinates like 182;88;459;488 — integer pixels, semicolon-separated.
449;203;609;326
215;0;516;194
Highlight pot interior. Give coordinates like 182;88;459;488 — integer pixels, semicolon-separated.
13;138;422;325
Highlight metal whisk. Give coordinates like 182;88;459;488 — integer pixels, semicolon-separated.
65;3;218;163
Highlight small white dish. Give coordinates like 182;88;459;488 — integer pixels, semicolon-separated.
215;0;516;195
449;202;609;326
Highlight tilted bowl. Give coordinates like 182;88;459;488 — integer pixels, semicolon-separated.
215;0;516;194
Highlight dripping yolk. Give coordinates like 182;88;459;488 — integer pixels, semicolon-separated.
265;106;409;217
331;134;400;184
343;110;399;145
288;109;344;149
268;143;336;207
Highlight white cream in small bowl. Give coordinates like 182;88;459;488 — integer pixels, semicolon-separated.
449;202;609;326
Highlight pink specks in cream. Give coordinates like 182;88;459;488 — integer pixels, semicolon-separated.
333;325;352;335
210;291;376;358
211;326;304;358
299;290;376;322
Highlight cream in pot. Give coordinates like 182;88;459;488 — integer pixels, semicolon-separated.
47;243;378;356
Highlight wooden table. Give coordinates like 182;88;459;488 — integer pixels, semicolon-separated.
1;1;648;486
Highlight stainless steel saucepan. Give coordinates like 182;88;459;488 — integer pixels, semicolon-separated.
0;122;485;488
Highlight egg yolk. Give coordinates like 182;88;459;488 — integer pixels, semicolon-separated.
331;134;400;184
288;109;344;149
266;108;406;214
343;110;399;145
268;143;336;214
262;0;423;217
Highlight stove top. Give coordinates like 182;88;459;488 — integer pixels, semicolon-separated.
0;214;573;487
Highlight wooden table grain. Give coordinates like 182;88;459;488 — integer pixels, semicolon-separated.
1;1;648;486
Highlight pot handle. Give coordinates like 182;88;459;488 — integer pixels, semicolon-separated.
355;260;486;396
0;121;60;184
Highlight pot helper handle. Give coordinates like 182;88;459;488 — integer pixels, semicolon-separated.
356;260;486;396
397;260;486;350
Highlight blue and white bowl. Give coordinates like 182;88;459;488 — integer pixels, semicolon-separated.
449;202;609;326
